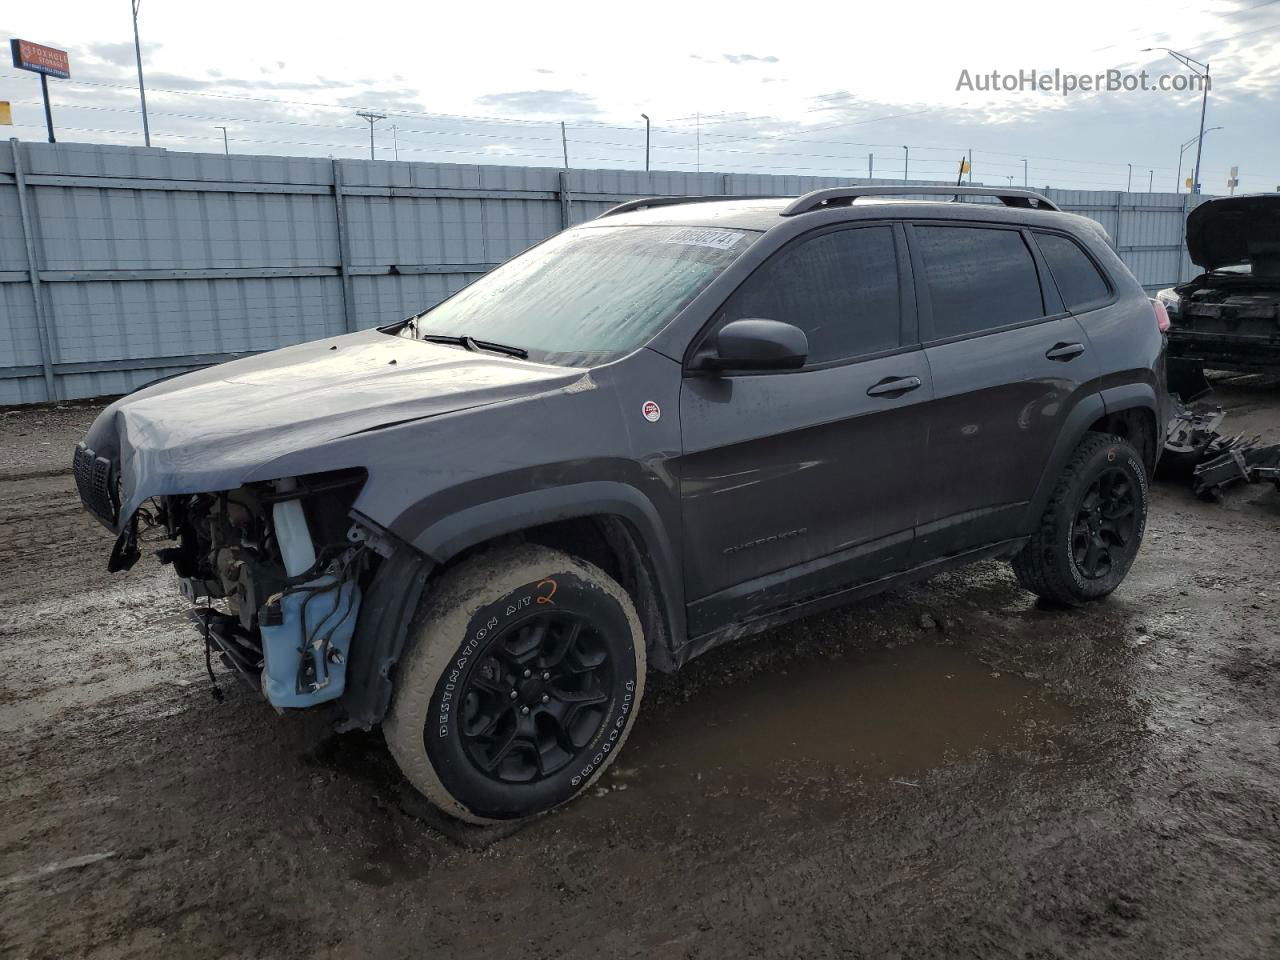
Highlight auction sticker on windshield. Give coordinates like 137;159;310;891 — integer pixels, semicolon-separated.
660;228;743;250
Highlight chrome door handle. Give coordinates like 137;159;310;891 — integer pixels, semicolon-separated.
866;376;923;398
1045;341;1085;361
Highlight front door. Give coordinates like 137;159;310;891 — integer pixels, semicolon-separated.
677;223;932;637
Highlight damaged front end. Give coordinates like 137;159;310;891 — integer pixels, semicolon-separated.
1166;194;1280;380
154;470;372;709
1165;271;1280;375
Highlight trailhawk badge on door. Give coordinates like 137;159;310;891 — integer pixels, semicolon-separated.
641;400;661;422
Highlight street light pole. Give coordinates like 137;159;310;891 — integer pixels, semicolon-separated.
903;145;909;181
1176;126;1222;192
355;111;385;160
641;113;650;172
1145;47;1211;194
1023;159;1028;187
131;0;151;147
1127;163;1133;192
215;126;228;154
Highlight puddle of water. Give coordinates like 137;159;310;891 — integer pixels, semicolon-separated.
622;643;1070;784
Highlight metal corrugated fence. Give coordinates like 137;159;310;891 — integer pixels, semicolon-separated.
0;139;1209;406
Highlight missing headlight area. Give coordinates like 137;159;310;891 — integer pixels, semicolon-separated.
152;469;370;709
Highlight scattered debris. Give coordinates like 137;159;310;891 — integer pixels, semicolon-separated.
1163;396;1280;500
1193;442;1280;500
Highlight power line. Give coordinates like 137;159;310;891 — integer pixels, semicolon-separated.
3;69;1267;185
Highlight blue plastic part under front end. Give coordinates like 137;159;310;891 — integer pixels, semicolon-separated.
259;576;362;709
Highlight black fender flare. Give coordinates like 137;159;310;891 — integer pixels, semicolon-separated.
409;480;686;662
1023;384;1162;530
1023;392;1106;529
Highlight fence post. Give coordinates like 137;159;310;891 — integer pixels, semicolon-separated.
9;139;58;402
558;169;573;229
332;158;358;334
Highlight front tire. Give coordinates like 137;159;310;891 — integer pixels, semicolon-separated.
383;543;645;824
1012;433;1149;606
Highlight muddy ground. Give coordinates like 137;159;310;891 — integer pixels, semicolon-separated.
2;378;1278;959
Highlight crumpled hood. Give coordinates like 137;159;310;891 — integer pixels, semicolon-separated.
83;328;585;530
1186;194;1280;271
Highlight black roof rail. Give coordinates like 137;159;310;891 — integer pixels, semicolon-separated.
596;195;782;219
781;185;1061;216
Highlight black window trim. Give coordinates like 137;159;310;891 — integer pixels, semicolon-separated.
905;219;1071;349
683;220;918;376
1029;228;1118;315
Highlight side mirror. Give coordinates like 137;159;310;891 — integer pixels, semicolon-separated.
697;318;808;372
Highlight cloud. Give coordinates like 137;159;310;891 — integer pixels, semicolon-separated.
86;42;142;66
474;89;601;115
723;53;780;64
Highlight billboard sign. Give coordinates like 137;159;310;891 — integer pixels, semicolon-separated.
10;39;71;79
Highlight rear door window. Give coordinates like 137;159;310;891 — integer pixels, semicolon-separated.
1033;232;1112;311
913;225;1045;340
721;225;902;365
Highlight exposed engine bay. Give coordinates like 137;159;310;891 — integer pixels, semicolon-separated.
151;470;371;709
1165;195;1280;389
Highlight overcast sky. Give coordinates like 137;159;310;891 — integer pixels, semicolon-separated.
2;0;1278;193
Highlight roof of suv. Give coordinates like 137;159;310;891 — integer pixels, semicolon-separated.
589;189;1099;236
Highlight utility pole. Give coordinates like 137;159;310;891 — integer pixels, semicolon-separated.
560;121;569;168
391;124;398;160
215;126;228;155
903;145;909;181
131;0;151;147
356;111;385;160
1145;47;1211;194
869;153;874;179
1148;169;1153;192
1023;159;1028;187
641;113;650;172
967;148;973;184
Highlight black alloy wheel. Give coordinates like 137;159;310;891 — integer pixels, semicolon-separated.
459;612;613;785
1070;467;1139;580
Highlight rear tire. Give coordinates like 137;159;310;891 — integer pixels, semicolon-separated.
1011;433;1149;606
384;543;645;824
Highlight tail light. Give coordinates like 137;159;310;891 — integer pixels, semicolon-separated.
1150;298;1171;333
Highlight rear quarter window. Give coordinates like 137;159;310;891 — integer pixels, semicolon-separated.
1034;233;1112;311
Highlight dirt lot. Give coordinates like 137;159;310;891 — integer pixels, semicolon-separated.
2;378;1279;960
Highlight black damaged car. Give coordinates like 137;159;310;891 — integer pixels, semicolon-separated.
74;185;1169;824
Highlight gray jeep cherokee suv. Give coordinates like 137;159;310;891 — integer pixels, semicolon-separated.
74;185;1169;824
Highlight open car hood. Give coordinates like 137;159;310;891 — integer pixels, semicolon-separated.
1186;194;1280;271
82;329;585;532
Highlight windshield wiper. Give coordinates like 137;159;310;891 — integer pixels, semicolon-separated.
418;333;528;359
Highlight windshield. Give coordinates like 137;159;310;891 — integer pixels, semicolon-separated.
405;224;756;366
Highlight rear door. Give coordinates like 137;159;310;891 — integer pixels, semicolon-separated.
678;222;932;636
906;221;1101;562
